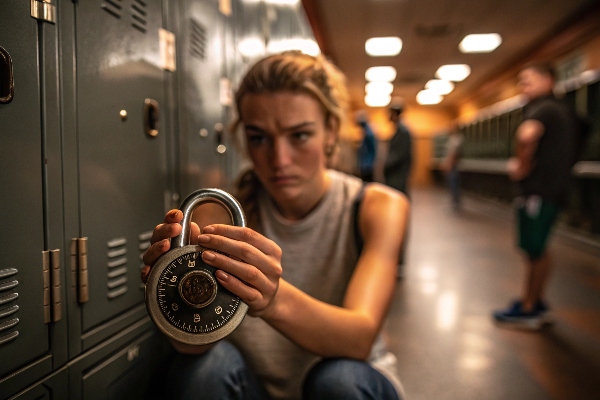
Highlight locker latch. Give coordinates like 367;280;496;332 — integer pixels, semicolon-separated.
30;0;56;24
70;238;89;304
42;249;62;323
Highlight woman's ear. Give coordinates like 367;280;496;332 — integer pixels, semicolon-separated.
325;115;340;154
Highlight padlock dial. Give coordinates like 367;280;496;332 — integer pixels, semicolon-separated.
155;249;243;335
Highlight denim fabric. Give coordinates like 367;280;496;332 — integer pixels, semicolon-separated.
164;342;401;400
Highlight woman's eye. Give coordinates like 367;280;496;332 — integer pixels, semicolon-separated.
291;131;310;142
247;134;266;146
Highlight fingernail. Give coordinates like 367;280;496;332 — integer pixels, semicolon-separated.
215;270;228;281
203;226;215;234
197;234;210;243
202;251;216;261
171;210;180;218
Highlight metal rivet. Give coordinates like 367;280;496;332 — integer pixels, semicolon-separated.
216;144;226;154
199;129;208;138
120;110;128;121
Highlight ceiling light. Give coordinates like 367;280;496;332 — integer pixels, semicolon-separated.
242;0;299;4
365;93;391;107
365;66;397;82
365;37;402;57
435;64;471;82
425;79;454;95
459;33;502;53
365;81;394;95
416;89;443;105
238;38;266;58
267;38;320;56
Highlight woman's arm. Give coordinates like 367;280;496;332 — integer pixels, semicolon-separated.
202;184;409;359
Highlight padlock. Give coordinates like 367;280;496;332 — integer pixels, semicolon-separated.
145;189;248;345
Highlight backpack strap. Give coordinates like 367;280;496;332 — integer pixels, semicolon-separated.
352;183;366;255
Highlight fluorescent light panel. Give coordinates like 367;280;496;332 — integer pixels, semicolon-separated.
435;64;471;82
266;38;320;56
365;93;391;107
365;37;402;57
365;81;394;95
416;90;442;105
459;33;502;53
238;37;266;58
425;79;454;95
365;66;396;82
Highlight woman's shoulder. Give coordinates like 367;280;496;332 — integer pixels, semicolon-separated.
362;182;409;216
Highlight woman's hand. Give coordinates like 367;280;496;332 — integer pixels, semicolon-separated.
140;209;200;283
196;224;283;318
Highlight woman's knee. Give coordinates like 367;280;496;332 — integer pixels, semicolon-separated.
303;358;399;400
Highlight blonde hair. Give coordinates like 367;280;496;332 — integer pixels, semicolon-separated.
232;51;349;228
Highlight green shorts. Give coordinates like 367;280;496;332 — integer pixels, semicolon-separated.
516;196;560;259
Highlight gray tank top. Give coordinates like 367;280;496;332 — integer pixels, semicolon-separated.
227;170;402;399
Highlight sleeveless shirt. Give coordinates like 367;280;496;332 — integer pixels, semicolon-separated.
227;169;403;399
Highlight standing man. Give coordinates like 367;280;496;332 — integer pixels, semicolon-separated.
384;98;412;197
493;63;583;330
383;98;413;278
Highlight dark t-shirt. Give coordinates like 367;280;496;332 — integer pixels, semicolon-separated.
518;95;580;205
384;121;412;196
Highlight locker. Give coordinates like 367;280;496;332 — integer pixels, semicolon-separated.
0;0;66;391
6;368;68;400
65;0;170;353
177;0;228;197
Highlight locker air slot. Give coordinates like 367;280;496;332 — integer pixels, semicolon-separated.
0;293;18;305
0;331;19;346
0;318;19;332
0;268;17;279
0;305;19;319
0;47;14;104
107;237;128;299
0;280;18;292
102;0;123;19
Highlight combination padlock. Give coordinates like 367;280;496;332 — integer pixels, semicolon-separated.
145;189;248;345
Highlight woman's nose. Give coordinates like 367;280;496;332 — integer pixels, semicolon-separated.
271;139;292;168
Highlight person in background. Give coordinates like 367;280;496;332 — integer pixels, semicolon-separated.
142;51;409;399
441;124;463;210
382;98;413;278
493;63;584;330
384;98;413;197
356;110;377;182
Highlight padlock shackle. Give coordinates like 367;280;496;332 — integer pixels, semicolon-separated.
173;188;247;249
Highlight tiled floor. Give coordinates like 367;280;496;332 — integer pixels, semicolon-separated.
387;187;600;400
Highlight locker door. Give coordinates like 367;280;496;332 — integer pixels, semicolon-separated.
73;0;168;343
0;1;51;382
178;0;227;196
7;369;68;400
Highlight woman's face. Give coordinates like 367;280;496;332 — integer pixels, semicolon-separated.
239;91;336;211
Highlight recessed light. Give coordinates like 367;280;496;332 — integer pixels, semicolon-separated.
365;37;402;57
425;79;454;95
416;90;443;105
365;66;397;82
266;38;320;56
365;81;394;95
365;93;392;107
435;64;471;82
459;33;502;53
238;38;266;58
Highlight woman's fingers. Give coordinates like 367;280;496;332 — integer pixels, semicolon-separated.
201;224;281;259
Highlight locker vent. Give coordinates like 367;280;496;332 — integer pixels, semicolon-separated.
0;268;19;347
107;238;128;299
138;230;153;290
131;0;148;33
189;19;207;60
101;0;123;19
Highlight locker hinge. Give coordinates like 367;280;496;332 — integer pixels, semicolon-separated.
31;0;56;24
42;249;62;323
70;238;89;304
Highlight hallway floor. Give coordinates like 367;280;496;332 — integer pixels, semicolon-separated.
386;187;600;400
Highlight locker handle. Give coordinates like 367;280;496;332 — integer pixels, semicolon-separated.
144;98;159;138
0;46;14;104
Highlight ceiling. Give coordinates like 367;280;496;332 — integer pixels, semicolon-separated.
303;0;598;112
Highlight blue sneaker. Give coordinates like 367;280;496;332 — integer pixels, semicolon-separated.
493;300;551;330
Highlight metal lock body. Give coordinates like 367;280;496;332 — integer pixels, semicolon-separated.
145;189;248;345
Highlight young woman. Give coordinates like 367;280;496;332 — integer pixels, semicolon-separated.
142;51;409;400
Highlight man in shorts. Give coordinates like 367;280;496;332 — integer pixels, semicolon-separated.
493;63;583;330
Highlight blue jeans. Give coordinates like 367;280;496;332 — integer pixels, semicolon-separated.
164;341;400;400
447;167;461;207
